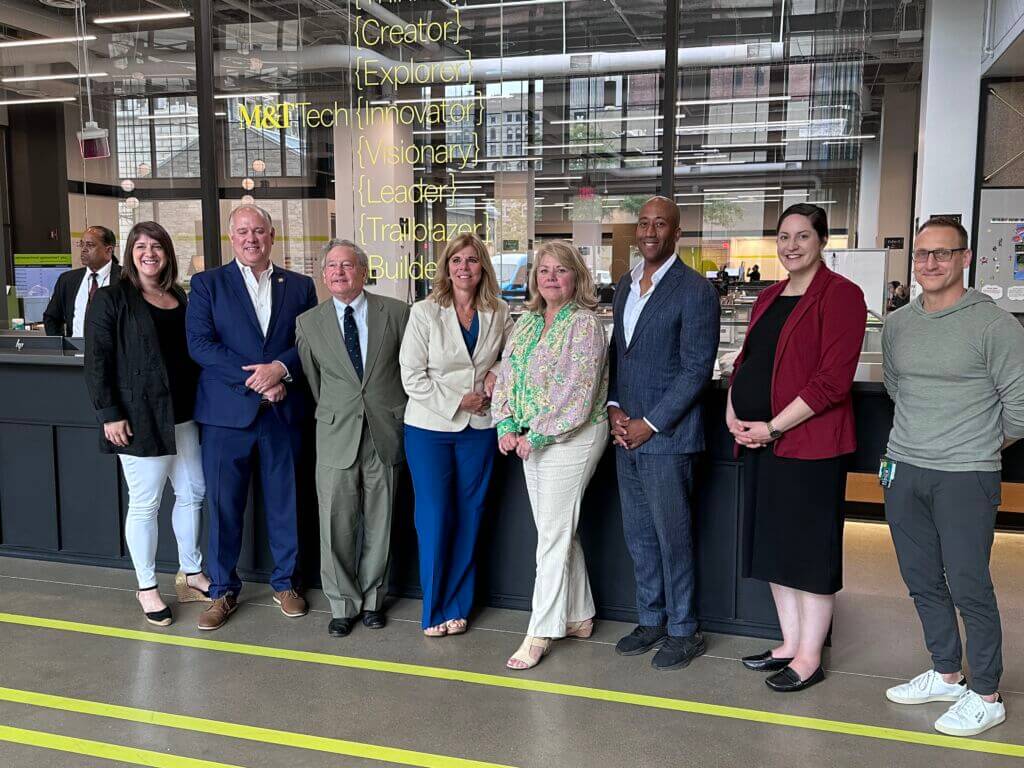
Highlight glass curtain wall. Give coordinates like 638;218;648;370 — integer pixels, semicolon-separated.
0;0;890;311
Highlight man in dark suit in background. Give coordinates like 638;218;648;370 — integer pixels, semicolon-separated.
608;196;720;671
186;204;318;631
43;225;120;337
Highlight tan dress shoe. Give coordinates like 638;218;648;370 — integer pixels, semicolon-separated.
198;593;237;631
273;589;307;618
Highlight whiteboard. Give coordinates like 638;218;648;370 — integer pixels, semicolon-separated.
824;249;888;316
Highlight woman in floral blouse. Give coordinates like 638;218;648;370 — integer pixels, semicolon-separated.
492;240;610;670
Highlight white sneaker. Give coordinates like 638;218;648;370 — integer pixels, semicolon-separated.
885;669;967;704
934;691;1006;737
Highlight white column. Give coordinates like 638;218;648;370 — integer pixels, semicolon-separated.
876;86;919;283
914;0;984;236
855;138;879;249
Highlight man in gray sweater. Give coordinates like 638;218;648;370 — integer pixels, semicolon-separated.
881;216;1024;738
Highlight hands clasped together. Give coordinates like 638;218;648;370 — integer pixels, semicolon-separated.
607;405;654;450
726;412;777;450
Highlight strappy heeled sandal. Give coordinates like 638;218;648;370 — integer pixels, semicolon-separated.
175;571;212;603
506;636;550;670
565;618;594;639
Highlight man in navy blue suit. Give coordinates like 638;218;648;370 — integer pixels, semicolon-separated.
607;196;720;671
186;204;318;630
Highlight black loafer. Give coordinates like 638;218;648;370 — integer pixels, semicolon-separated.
742;650;794;672
362;611;386;630
766;666;825;692
651;632;706;671
615;625;668;656
328;617;355;637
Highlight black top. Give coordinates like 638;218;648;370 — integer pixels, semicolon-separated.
147;301;195;424
731;295;801;422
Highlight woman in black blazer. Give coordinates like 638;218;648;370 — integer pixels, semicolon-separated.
84;221;211;626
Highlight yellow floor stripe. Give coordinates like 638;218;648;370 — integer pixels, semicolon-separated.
0;724;246;768
1;611;1022;759
0;687;514;768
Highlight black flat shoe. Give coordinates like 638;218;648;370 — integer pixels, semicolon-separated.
651;632;706;671
615;625;667;656
328;617;355;637
362;611;386;630
742;650;794;672
766;666;825;692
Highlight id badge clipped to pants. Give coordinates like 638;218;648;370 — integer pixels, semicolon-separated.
878;456;897;488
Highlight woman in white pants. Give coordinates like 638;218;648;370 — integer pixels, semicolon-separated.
492;241;609;670
84;221;210;626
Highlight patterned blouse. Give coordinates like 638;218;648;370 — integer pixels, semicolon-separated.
493;303;609;450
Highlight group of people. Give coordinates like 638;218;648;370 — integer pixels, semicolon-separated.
65;195;1024;739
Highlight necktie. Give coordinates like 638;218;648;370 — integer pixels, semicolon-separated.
88;272;99;304
344;305;363;381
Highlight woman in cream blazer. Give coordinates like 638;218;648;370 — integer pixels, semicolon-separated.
400;233;513;637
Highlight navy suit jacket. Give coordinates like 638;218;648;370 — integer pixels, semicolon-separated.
608;258;720;454
186;261;318;429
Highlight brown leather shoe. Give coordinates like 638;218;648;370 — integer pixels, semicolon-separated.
198;593;237;631
273;589;307;618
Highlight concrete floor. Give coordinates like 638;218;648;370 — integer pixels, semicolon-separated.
0;521;1022;767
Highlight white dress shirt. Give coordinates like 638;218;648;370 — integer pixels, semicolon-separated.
333;291;368;368
622;255;676;345
235;258;274;336
608;256;676;432
72;259;114;337
234;258;290;380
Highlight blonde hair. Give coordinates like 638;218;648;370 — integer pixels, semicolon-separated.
524;240;599;313
430;233;501;311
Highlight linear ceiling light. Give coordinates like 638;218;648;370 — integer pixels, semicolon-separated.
93;11;191;24
2;72;107;83
137;113;198;121
677;96;791;106
701;141;785;149
460;0;589;9
0;96;76;105
550;114;669;125
535;176;583;181
785;134;875;143
0;35;95;48
535;186;570;191
214;92;279;100
704;186;782;192
524;143;603;150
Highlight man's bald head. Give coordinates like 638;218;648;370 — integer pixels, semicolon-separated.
636;196;683;265
639;196;681;228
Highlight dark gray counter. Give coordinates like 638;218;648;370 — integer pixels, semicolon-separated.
3;352;1014;638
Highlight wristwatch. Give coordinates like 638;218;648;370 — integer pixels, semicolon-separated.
767;421;783;440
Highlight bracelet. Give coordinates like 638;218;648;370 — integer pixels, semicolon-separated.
767;421;783;440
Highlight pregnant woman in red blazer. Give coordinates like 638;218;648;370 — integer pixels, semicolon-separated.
727;203;867;693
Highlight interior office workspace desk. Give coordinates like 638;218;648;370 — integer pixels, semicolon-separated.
2;334;1020;639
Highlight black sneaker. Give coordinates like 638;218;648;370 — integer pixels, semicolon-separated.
615;625;668;656
651;632;705;671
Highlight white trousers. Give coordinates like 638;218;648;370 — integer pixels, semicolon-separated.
118;421;205;589
523;420;609;638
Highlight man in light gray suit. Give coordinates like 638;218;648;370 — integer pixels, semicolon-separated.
608;197;720;671
296;239;410;638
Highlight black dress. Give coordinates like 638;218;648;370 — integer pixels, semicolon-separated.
147;302;196;424
732;295;846;595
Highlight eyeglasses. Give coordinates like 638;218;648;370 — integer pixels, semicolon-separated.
912;247;966;263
